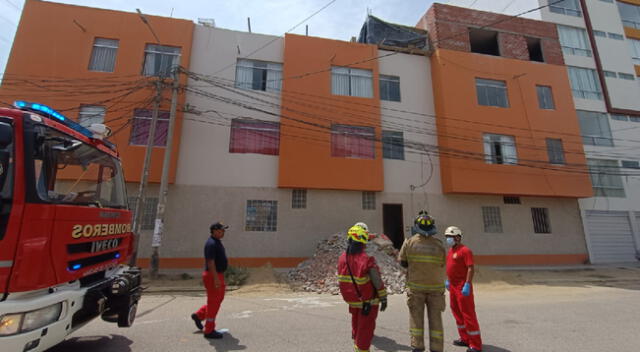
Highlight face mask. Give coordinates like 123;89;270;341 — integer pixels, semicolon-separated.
446;237;455;246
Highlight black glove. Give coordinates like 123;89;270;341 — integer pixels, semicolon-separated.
380;298;387;312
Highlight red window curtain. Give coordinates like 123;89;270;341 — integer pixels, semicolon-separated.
230;119;280;155
331;124;374;159
129;109;170;146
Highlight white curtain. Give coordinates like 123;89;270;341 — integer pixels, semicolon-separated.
483;134;517;164
89;38;118;72
558;25;590;55
500;135;518;165
266;62;282;91
332;67;350;96
79;105;105;127
568;67;601;100
235;59;254;90
350;68;373;98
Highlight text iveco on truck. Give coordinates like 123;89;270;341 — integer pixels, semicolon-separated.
0;101;141;352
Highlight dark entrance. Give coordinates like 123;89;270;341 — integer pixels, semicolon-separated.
382;204;404;249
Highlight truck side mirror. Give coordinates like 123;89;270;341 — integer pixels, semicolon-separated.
0;123;12;148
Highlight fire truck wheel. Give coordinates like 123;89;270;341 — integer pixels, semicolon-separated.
117;302;138;327
101;309;118;323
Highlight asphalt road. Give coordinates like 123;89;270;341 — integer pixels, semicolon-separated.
47;281;640;352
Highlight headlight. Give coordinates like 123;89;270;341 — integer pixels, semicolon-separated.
0;314;22;336
0;302;63;336
22;303;63;332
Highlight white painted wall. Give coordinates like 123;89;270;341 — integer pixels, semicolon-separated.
178;26;284;187
378;50;441;195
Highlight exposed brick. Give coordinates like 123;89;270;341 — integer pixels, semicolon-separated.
541;39;564;65
499;33;529;61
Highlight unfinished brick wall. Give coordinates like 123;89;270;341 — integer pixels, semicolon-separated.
418;3;564;65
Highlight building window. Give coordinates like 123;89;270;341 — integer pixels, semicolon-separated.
482;206;503;233
577;110;613;146
631;116;640;122
567;66;603;100
604;71;617;78
235;59;282;92
588;159;625;197
129;109;169;146
332;67;373;98
292;189;307;209
78;105;105;128
618;73;635;80
245;200;277;231
229;118;280;155
128;196;158;230
621;160;640;169
611;114;628;121
476;78;509;107
483;133;517;165
607;32;624;40
531;208;551;234
593;30;606;37
88;38;118;72
503;196;521;204
628;38;640;65
142;44;181;77
382;130;404;160
469;29;500;56
618;1;640;30
362;191;375;210
379;75;400;102
557;25;591;57
527;37;544;62
331;124;375;159
537;85;555;110
550;0;582;17
546;138;565;165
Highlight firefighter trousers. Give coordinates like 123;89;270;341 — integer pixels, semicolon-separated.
195;271;226;334
407;289;445;352
349;305;379;352
449;282;482;351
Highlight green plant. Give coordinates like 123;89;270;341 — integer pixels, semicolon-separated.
224;266;249;286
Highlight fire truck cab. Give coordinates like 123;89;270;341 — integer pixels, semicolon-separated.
0;101;141;352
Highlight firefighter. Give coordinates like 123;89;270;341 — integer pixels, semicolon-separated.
398;211;446;352
191;221;229;339
337;223;388;352
444;226;482;352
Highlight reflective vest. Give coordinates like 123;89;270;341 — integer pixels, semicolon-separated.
398;235;446;292
337;252;386;308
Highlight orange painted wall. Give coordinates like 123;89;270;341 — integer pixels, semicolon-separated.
624;27;640;40
0;0;194;183
431;49;593;197
278;34;384;191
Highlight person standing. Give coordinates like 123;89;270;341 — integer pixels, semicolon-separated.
398;211;446;352
191;221;229;339
337;223;388;352
444;226;482;352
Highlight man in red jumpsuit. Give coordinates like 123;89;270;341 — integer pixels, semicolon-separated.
191;221;229;339
444;226;482;352
337;223;388;352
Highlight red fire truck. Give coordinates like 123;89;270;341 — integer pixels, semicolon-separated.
0;101;141;351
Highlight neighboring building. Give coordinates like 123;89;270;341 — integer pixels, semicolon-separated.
448;0;640;263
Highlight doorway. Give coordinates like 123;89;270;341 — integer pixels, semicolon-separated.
383;204;404;249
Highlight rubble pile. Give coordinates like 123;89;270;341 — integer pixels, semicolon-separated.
287;233;406;295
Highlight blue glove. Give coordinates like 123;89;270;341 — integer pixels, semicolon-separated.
445;280;450;291
462;282;471;297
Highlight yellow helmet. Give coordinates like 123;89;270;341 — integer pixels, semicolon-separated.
347;225;369;244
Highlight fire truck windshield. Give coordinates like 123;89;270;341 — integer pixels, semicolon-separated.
33;125;127;208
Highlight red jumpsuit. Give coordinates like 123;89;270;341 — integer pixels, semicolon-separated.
338;252;387;352
195;271;226;334
446;244;482;351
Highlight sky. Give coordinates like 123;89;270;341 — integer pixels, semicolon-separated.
0;0;442;75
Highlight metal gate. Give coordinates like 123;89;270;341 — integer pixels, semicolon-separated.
585;211;637;263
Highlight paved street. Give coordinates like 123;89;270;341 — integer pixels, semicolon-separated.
47;278;640;352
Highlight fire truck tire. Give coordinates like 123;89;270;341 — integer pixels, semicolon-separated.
101;309;119;323
117;302;138;327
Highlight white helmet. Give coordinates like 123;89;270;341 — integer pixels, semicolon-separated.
354;222;369;232
444;226;463;238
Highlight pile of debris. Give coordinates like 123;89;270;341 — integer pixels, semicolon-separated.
287;233;406;295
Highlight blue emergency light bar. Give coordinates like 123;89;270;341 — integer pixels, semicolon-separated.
71;264;82;271
14;100;93;138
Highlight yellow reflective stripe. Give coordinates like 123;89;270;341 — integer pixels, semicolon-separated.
407;282;446;291
377;288;388;298
430;330;444;339
407;254;444;264
410;328;424;336
354;346;369;352
337;275;370;285
345;299;380;307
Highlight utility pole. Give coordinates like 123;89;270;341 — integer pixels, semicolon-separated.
129;78;164;267
150;67;179;279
